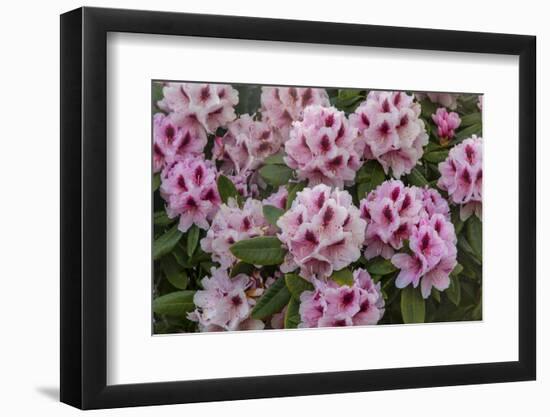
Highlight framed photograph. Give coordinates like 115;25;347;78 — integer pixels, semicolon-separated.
60;6;536;409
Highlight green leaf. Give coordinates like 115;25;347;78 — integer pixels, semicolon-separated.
366;258;397;276
460;112;482;127
401;286;425;324
355;160;386;199
230;261;255;278
285;273;314;299
330;268;354;286
263;153;286;165
284;298;301;329
286;182;306;210
406;167;429;187
234;85;261;116
451;206;464;234
161;254;188;289
447;275;461;306
217;175;239;205
263;205;285;227
466;215;482;259
451;263;464;277
419;99;437;119
452;122;482;144
153;173;161;192
458;234;481;264
251;278;290;320
259;164;293;187
230;236;286;266
187;225;200;258
423;150;449;164
154;210;174;226
153;225;183;260
431;288;441;303
153;291;195;317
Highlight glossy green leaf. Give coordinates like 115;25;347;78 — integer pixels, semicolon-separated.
466;215;482;259
251;278;290;320
401;286;425;324
355;160;386;198
186;225;200;258
230;262;255;278
153;291;195;317
423;150;449;164
154;210;174;226
153;225;183;260
406;167;429;187
230;236;286;266
217;175;239;205
263;205;285;227
284;298;301;329
161;254;188;289
447;275;462;306
263;153;286;165
153;173;161;192
259;164;294;187
366;257;397;276
452;123;482;144
286;182;306;210
285;273;314;299
460;112;482;126
330;268;354;286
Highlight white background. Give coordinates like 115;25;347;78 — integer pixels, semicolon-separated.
0;0;545;416
108;34;518;384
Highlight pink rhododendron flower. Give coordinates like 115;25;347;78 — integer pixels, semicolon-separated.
285;105;361;188
359;180;423;260
201;198;270;269
299;268;385;328
160;157;221;232
262;186;289;210
277;184;366;280
392;214;457;298
350;91;428;178
187;267;264;332
158;83;239;133
260;86;330;141
152;113;208;173
477;95;483;111
432;107;461;144
418;187;451;220
213;114;283;175
437;136;483;220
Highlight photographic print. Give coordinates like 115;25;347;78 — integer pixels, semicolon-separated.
152;82;483;334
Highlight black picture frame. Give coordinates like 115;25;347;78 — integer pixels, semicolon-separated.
60;6;536;410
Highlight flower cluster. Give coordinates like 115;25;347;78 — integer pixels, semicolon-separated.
201;198;271;268
359;180;457;298
260;86;330;140
285;105;361;187
432;107;461;144
299;269;385;327
349;91;429;178
158;83;239;133
153;113;207;173
277;184;366;280
392;213;457;298
213;114;283;176
187;267;265;331
359;180;424;260
437;136;483;220
160;157;221;232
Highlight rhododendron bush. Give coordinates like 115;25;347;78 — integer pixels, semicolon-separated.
152;82;483;334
